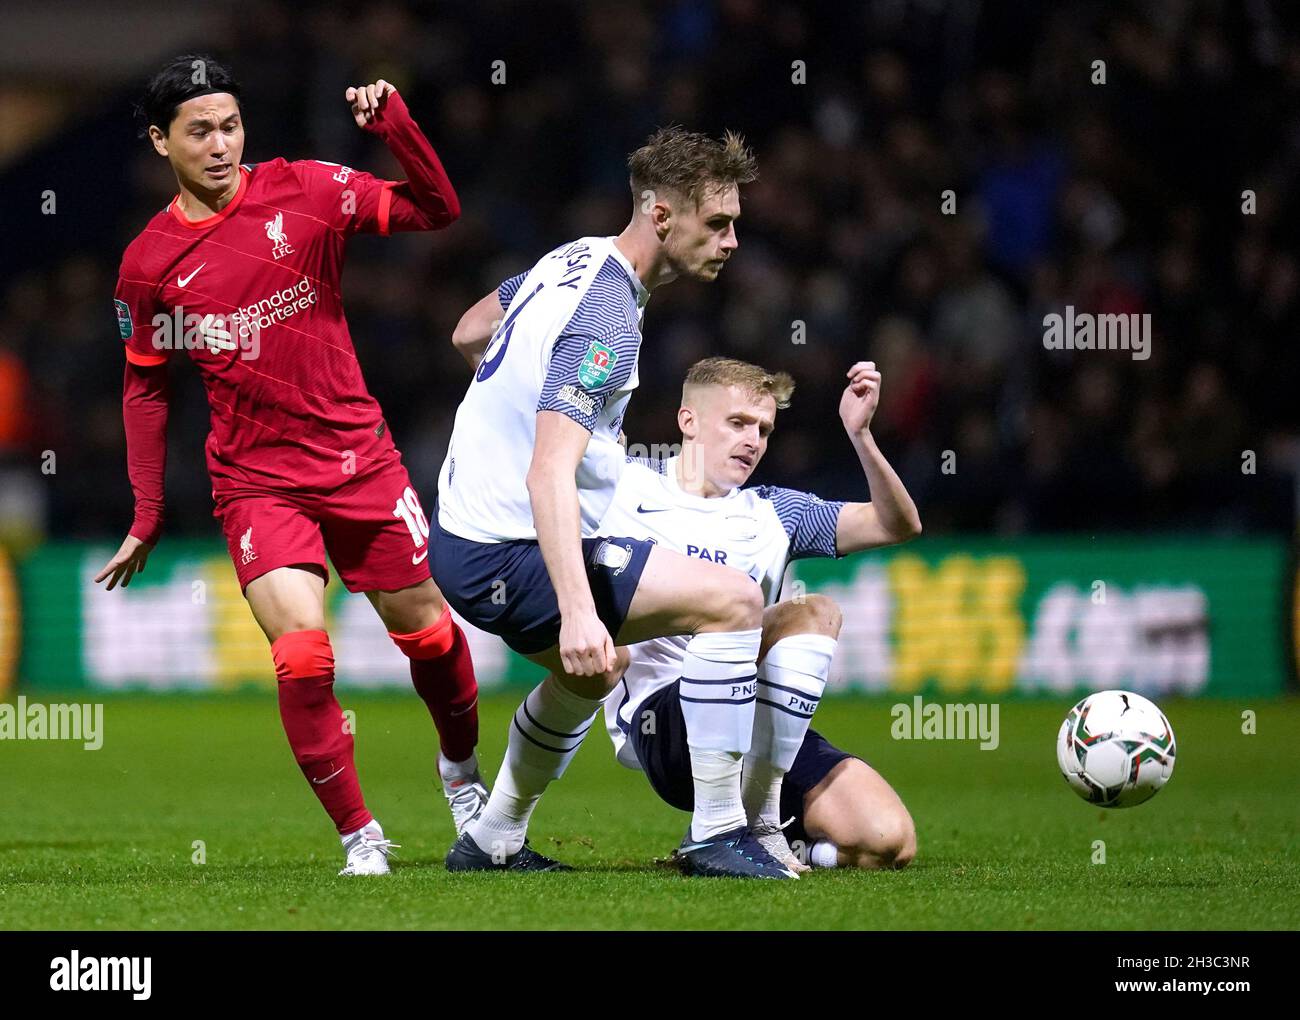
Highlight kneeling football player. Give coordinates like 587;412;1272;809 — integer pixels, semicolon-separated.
597;356;920;874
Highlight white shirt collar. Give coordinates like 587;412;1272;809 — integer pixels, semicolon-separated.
606;236;650;309
661;455;740;506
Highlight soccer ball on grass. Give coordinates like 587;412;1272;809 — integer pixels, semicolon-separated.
1056;690;1176;807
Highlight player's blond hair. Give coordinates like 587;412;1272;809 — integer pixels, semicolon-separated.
682;357;795;410
628;126;757;206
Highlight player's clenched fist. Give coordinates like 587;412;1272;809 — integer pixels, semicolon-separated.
345;80;396;128
558;610;616;677
839;360;882;434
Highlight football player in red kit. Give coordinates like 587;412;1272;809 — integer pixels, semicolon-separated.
95;55;483;875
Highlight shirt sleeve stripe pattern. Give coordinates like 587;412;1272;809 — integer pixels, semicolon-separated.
753;485;844;559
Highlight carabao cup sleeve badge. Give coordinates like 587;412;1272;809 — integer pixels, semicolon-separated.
115;299;133;340
578;339;618;389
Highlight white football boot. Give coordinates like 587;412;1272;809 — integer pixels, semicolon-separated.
751;816;810;875
443;771;490;835
339;820;399;876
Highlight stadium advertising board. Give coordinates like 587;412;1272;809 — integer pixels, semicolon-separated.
13;537;1291;697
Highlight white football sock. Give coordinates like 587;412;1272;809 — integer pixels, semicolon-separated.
466;676;601;856
438;750;480;787
688;748;746;841
678;628;762;752
743;634;836;826
741;755;785;826
810;838;840;869
341;818;382;843
678;628;762;840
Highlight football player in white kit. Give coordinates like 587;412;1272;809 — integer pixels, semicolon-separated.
432;128;799;876
599;357;921;873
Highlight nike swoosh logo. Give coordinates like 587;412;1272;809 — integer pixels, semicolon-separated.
411;549;429;565
450;697;478;717
177;263;206;287
312;766;345;785
636;504;670;514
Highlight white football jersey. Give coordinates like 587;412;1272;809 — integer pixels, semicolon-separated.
598;456;845;769
437;237;649;543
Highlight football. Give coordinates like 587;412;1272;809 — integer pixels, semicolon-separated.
1056;690;1177;807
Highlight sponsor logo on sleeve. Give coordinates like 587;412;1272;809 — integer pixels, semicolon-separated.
557;383;597;417
114;299;133;340
315;160;354;185
578;339;617;390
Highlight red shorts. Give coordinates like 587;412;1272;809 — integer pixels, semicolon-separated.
213;459;433;593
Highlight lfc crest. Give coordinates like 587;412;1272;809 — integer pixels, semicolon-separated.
265;212;295;260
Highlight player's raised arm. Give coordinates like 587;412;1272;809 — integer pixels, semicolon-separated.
451;273;529;369
833;361;922;554
451;290;503;368
345;80;460;230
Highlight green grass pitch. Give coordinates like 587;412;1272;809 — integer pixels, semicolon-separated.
1;692;1297;930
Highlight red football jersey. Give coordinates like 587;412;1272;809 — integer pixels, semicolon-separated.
115;158;409;497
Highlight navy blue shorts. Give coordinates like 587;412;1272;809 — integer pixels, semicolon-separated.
430;516;654;656
625;679;860;845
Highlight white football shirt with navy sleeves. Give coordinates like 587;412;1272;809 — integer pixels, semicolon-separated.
437;237;649;543
595;456;844;769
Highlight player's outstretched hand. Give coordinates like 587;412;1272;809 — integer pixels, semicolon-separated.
93;535;152;591
840;360;882;434
345;80;396;129
558;610;616;677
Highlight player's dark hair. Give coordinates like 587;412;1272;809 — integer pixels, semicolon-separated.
133;54;242;139
628;126;757;207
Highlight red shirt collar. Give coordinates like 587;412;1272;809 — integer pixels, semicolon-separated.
168;165;250;229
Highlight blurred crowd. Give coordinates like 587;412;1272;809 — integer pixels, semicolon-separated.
2;0;1298;547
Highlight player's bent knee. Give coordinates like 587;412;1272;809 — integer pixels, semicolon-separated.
270;629;335;681
553;647;630;700
844;807;917;871
370;579;447;634
778;594;841;637
876;809;917;869
804;594;843;636
705;574;764;631
596;647;632;693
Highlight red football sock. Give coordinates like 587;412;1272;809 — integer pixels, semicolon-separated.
390;610;479;764
272;629;372;835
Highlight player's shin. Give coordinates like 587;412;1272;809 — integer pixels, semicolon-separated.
390;609;480;768
743;634;837;827
272;630;372;836
679;628;763;841
466;675;603;856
